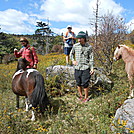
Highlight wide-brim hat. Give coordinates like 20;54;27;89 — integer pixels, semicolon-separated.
76;31;86;38
20;37;29;44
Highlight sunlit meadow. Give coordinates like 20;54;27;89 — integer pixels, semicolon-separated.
0;53;133;134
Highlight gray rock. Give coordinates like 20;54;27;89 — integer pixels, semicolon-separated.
46;65;113;89
111;98;134;133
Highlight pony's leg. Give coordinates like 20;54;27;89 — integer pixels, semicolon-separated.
25;97;29;111
131;75;134;97
130;89;134;97
25;97;33;111
31;110;35;121
128;76;134;98
25;98;36;121
130;78;134;98
16;95;19;109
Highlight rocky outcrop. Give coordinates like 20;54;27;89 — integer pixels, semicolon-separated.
46;65;113;90
111;98;134;133
2;54;16;64
51;45;63;53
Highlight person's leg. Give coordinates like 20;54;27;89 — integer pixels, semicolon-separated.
81;69;91;101
66;47;72;65
66;55;69;65
75;69;83;99
64;47;69;65
84;87;89;99
78;86;83;97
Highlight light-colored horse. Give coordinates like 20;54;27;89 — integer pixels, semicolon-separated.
113;45;134;98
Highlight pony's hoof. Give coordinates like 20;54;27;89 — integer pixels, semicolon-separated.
31;117;35;121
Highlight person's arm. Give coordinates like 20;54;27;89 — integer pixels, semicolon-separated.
31;47;38;68
63;36;72;41
70;46;78;65
63;32;74;41
14;48;23;58
89;47;94;75
72;32;76;40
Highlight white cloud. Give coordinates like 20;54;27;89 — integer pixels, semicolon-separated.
39;0;125;35
29;2;39;9
40;0;124;24
0;9;36;34
0;0;128;35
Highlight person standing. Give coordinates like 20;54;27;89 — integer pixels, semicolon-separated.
14;37;38;69
63;25;76;66
70;31;94;102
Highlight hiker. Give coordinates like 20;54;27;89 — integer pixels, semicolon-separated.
70;31;94;102
63;25;76;66
14;37;38;69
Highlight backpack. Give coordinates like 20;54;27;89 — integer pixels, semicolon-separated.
64;31;76;45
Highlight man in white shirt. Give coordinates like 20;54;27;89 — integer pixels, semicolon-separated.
63;25;76;66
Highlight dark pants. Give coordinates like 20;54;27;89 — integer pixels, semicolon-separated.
64;47;72;55
74;69;91;88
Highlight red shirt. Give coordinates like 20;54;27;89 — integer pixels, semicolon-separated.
14;45;38;68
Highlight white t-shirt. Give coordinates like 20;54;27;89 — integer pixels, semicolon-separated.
64;32;76;47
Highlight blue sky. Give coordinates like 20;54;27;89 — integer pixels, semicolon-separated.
114;0;134;21
0;0;134;35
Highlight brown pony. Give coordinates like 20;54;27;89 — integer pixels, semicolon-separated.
113;45;134;98
12;58;50;121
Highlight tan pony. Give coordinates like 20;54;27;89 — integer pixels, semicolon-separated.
113;44;134;98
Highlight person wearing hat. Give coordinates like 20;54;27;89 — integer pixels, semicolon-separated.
70;31;94;102
63;25;76;66
14;37;38;69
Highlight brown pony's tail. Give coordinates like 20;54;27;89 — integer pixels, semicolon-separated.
30;72;50;113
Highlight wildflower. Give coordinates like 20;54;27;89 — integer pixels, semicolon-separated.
110;116;114;120
42;128;48;132
4;110;7;113
122;120;128;126
130;130;134;133
9;112;13;115
17;109;21;112
126;128;130;130
117;118;121;124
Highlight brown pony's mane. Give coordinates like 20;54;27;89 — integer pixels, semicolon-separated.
119;44;134;56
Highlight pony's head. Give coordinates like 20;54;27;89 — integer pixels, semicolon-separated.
16;58;29;71
113;45;125;61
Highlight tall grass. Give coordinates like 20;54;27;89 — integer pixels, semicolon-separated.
0;53;132;133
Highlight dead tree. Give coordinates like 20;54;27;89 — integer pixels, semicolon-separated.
94;13;127;75
89;0;127;75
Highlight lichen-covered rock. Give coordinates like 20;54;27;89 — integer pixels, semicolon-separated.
111;98;134;133
46;65;113;89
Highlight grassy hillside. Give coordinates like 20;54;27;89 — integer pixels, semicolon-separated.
0;53;132;134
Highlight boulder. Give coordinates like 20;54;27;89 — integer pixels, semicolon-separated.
2;54;16;64
51;45;63;53
111;98;134;133
46;65;113;90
